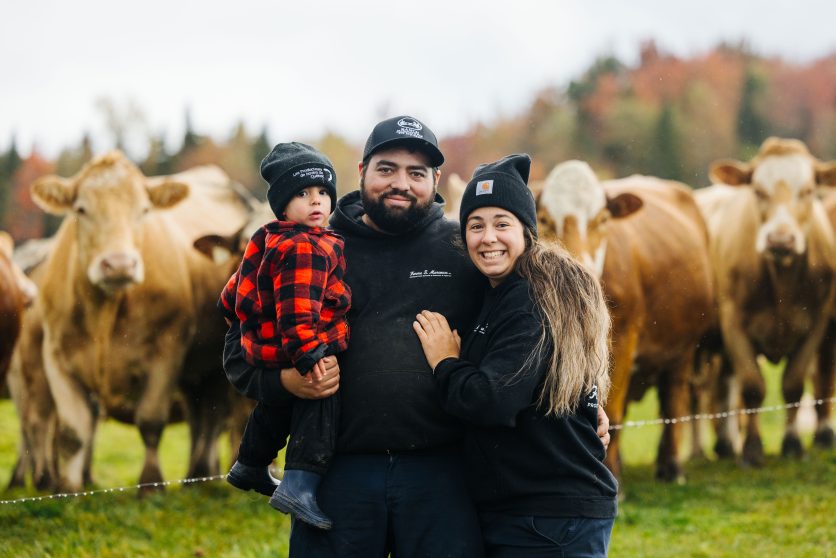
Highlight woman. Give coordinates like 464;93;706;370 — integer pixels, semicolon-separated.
413;154;618;557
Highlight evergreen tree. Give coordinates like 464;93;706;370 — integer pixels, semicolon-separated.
141;133;174;176
737;67;769;153
182;107;200;152
0;137;22;229
251;126;271;168
653;104;683;181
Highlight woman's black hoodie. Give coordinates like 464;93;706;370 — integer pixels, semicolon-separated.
434;272;618;518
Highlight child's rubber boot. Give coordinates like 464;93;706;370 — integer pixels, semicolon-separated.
226;460;280;496
269;470;333;530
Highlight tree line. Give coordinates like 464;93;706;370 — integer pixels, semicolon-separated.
2;40;835;242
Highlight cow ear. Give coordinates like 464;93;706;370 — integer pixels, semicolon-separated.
0;231;12;258
31;176;77;215
815;161;836;187
607;193;643;219
147;180;189;208
709;159;752;186
193;233;238;264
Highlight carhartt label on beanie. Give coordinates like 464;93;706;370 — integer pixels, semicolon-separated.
475;180;494;195
459;153;537;240
260;142;337;219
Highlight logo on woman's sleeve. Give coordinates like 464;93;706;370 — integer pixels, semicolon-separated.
587;384;599;408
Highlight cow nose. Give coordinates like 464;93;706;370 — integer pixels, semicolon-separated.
100;253;139;278
766;231;796;253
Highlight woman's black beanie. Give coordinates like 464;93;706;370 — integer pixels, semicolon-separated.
459;153;537;241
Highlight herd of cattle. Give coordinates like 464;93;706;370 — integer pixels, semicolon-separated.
0;137;833;495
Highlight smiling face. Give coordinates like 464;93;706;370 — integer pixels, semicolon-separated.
465;206;527;287
359;147;439;233
283;185;332;227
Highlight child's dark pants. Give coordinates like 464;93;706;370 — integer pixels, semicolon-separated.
224;321;337;475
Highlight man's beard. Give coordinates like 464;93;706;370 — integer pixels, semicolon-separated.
361;182;435;234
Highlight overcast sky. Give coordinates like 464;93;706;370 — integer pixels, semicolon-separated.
2;0;833;158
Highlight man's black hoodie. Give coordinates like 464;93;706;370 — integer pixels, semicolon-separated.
330;191;484;453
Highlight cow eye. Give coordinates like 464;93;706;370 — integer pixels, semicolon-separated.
74;205;87;216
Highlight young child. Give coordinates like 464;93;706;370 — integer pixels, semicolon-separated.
219;142;350;530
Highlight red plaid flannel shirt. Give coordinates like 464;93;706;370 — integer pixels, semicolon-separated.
219;220;350;373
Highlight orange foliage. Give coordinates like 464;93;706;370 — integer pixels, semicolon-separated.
8;152;54;241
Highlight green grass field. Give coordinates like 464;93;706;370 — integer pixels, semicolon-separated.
0;364;833;557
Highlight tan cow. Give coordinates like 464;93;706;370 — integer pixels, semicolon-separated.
29;152;251;492
695;138;836;465
537;161;714;483
814;193;836;449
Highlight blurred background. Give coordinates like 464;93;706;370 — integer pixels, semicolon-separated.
2;0;835;241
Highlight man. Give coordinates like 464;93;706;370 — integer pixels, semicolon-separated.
224;115;610;557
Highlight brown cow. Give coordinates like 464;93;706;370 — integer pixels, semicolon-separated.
6;263;59;490
29;152;250;492
0;232;36;386
537;161;714;483
695;137;836;465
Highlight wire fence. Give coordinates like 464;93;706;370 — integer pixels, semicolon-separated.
1;396;832;506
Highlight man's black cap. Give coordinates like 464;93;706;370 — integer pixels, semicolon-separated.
362;115;444;167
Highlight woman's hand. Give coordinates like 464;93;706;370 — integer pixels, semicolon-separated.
281;355;340;399
597;406;611;450
413;310;461;370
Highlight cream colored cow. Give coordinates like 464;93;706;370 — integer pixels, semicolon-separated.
29;152;251;492
696;138;836;465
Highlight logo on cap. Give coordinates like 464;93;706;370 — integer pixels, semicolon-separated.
397;118;423;131
475;180;494;196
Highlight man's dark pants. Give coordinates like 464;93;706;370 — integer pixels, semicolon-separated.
289;449;484;558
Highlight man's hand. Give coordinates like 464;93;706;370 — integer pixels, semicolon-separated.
597;406;611;450
281;355;340;399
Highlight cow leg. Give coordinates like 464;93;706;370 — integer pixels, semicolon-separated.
182;380;227;479
689;347;718;461
32;383;60;491
711;352;739;459
604;326;640;483
41;342;96;493
134;366;178;494
814;323;835;449
8;440;30;489
50;381;95;491
6;361;30;489
781;351;814;459
655;355;691;483
780;371;805;458
719;308;765;466
782;310;832;457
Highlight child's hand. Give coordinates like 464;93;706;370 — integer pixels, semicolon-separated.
311;359;328;383
412;310;461;370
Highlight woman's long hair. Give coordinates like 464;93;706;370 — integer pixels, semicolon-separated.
515;229;611;416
